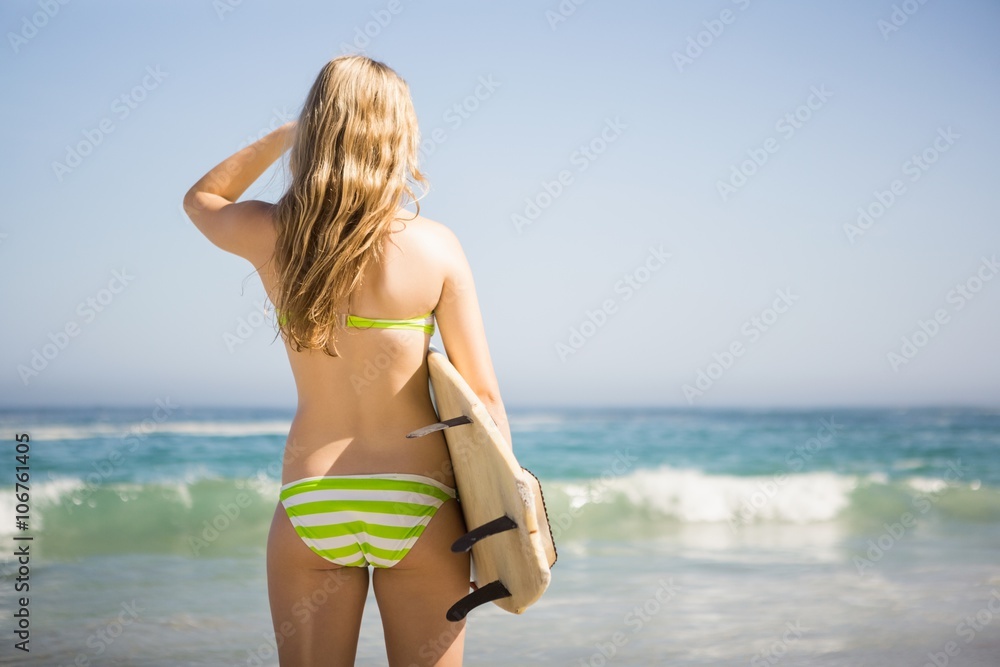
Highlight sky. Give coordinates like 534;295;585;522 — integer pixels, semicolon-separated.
1;0;998;409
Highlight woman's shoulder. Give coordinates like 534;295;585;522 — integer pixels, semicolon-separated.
393;210;464;256
396;210;448;235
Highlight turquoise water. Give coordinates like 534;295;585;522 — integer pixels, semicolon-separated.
2;406;1000;665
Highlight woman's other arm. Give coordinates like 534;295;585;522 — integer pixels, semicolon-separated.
432;225;513;450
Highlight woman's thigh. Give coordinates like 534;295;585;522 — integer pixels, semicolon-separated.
372;498;471;667
266;503;370;667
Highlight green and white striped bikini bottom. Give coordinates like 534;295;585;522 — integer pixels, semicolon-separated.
279;473;457;568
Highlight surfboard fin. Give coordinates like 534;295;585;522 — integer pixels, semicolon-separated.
447;580;512;622
451;515;518;553
405;415;474;438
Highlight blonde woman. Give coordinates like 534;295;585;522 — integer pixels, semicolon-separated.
184;54;511;666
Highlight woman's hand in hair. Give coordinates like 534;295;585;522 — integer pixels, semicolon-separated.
279;121;298;150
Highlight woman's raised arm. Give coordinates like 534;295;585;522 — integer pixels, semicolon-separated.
182;121;296;260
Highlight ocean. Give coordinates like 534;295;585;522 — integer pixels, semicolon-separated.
2;406;1000;666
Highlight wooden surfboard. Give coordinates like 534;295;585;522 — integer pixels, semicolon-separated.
406;345;557;621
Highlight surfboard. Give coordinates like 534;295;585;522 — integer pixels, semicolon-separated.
406;345;557;622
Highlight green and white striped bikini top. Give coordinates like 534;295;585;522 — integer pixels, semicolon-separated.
276;309;435;335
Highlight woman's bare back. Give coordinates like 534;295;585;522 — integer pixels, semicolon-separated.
249;210;465;487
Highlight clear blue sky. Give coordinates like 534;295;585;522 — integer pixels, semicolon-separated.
2;0;998;409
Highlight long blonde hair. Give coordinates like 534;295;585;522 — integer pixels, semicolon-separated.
273;55;427;356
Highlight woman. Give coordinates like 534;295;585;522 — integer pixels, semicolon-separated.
184;54;512;666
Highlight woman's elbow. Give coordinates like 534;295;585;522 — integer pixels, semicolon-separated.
182;188;201;214
473;388;503;408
